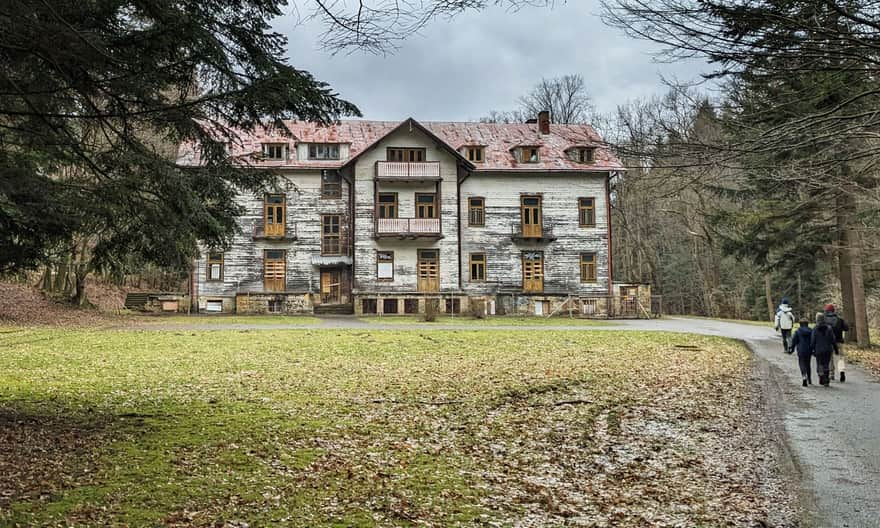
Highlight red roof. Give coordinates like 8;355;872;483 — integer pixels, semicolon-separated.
176;119;623;172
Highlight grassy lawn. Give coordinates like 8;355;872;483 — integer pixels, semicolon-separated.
0;326;774;526
138;314;322;325
359;315;608;326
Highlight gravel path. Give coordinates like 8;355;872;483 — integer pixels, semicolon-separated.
139;315;879;526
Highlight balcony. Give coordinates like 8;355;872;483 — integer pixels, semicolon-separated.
375;218;443;239
511;224;557;243
252;223;297;241
375;161;441;182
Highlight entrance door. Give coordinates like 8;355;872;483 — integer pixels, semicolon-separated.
620;286;638;316
522;251;544;292
320;269;341;304
417;249;440;292
521;196;542;238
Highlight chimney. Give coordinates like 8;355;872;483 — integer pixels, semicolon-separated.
538;110;551;134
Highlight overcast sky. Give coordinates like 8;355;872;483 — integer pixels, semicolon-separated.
274;1;708;122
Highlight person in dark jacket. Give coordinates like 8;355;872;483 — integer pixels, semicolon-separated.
790;318;813;387
823;304;849;382
811;313;839;387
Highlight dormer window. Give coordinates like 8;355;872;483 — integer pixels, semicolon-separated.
570;147;596;163
464;146;485;163
517;147;540;163
261;143;286;160
309;143;340;160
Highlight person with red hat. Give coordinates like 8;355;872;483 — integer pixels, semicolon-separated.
823;303;849;382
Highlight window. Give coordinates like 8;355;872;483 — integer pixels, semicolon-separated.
518;146;539;163
264;250;286;291
468;197;485;226
404;299;419;314
580;253;597;283
522;251;544;292
321;214;341;255
309;143;340;160
377;193;398;219
445;298;461;314
570;147;596;163
264;194;286;237
267;299;283;313
206;300;223;313
465;146;485;163
416;193;437;219
321;170;342;199
362;298;378;314
377;251;394;280
206;251;223;281
470;253;486;282
578;197;596;227
261;143;286;160
387;147;426;162
383;298;399;314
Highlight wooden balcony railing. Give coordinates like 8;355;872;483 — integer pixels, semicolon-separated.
375;218;442;238
510;223;557;242
375;161;441;180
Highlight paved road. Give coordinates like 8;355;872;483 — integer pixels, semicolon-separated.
145;315;880;526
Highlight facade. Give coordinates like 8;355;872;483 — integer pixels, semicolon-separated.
179;114;646;317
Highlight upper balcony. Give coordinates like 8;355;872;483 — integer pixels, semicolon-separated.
510;223;557;243
375;218;443;239
252;222;297;241
375;161;441;182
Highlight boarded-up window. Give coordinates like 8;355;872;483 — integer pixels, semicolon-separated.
264;250;286;291
321;215;341;255
468;197;484;226
207;251;223;281
387;147;426;162
580;253;597;283
416;193;437;219
261;143;286;160
377;193;398;219
470;253;486;282
321;170;342;199
578;197;596;227
264;194;286;237
377;251;394;280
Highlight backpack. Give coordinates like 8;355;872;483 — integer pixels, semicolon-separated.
779;310;794;330
825;313;840;331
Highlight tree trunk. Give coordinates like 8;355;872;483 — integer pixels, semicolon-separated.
764;273;774;321
841;216;870;347
837;196;857;343
71;269;89;307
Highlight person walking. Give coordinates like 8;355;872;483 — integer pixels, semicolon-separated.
774;298;796;353
790;318;813;387
811;313;838;387
823;304;849;382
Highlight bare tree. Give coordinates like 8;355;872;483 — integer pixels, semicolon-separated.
518;74;595;124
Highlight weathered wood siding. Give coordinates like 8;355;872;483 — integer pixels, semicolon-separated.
459;171;610;296
352;128;460;294
194;171;350;308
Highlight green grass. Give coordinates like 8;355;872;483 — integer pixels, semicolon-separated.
0;326;764;526
358;315;609;326
138;314;322;325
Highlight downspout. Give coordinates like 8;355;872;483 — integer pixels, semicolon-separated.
190;256;198;314
605;172;614;299
457;165;470;292
347;170;356;294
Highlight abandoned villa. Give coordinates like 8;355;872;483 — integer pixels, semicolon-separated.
177;112;652;317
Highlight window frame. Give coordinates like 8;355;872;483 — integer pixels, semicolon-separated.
580;252;598;283
206;251;224;282
264;193;286;237
321;214;342;256
578;197;596;228
309;143;341;160
321;170;342;199
519;146;540;163
377;251;394;281
415;193;438;219
261;143;286;160
468;197;485;227
574;147;595;163
377;192;399;219
386;147;426;162
465;146;485;163
469;253;486;282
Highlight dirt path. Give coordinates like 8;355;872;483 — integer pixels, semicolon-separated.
132;315;879;526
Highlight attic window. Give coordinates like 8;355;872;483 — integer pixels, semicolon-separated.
571;147;596;163
261;143;286;160
309;143;340;160
464;146;485;163
518;147;539;163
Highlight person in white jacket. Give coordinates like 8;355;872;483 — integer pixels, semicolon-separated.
774;298;795;353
